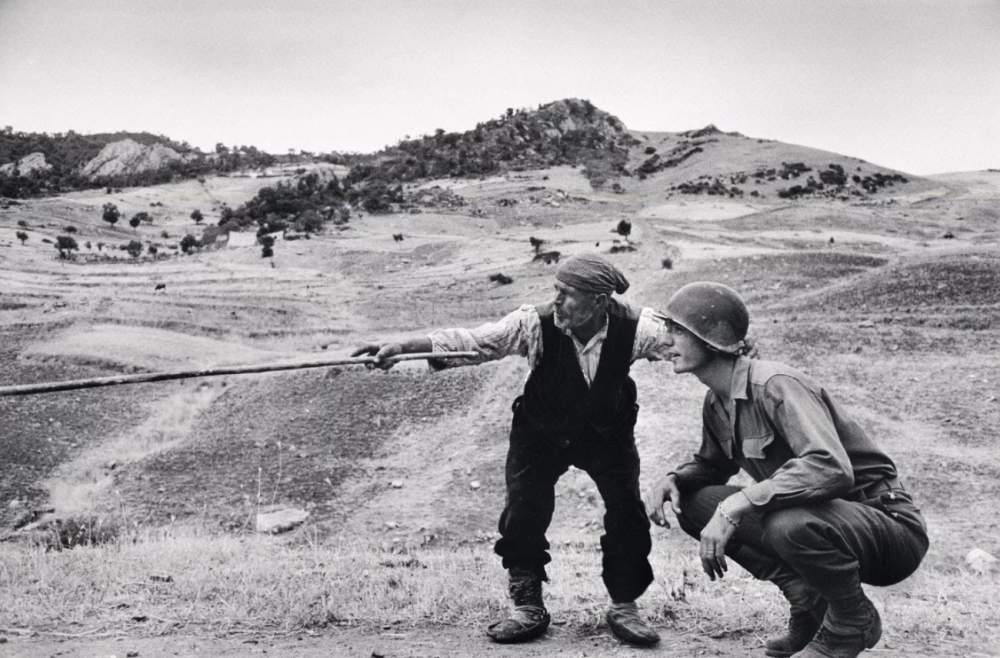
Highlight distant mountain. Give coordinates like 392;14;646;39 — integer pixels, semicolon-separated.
1;99;929;207
348;98;638;186
0;128;192;173
79;139;186;178
0;128;277;198
622;125;923;202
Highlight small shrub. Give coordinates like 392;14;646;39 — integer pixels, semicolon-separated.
32;515;122;550
532;250;561;264
489;273;514;285
610;244;636;254
661;257;674;269
64;225;77;233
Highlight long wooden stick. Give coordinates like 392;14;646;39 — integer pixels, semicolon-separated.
0;352;479;398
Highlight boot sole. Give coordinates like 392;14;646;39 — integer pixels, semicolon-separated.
486;614;551;644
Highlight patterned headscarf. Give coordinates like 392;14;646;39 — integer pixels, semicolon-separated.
555;253;630;295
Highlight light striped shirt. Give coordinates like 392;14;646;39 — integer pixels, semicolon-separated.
428;304;673;386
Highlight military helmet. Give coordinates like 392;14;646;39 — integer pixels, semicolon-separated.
663;282;749;353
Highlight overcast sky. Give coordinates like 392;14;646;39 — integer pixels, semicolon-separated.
1;0;997;175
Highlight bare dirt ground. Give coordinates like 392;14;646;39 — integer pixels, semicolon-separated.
2;166;1000;657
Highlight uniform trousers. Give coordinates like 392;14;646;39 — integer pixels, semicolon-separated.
676;484;928;605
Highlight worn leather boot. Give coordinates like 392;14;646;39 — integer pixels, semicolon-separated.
792;597;881;658
606;601;660;647
765;601;827;657
485;568;550;644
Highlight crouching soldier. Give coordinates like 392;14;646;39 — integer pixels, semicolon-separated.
644;282;928;658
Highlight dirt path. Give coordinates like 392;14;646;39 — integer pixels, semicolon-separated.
0;624;971;658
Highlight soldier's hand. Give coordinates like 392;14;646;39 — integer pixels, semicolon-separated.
699;511;736;581
644;474;682;528
351;343;403;370
743;336;760;359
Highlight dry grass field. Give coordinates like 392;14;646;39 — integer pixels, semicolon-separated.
1;146;999;657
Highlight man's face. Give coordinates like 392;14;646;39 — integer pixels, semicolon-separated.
553;281;603;331
664;321;714;374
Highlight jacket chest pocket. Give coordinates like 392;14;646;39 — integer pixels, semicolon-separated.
741;432;774;460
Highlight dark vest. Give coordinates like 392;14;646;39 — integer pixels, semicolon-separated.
517;299;639;440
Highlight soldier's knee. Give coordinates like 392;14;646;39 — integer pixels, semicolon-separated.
761;508;817;551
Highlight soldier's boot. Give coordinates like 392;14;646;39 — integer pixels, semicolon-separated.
485;567;550;644
724;545;826;658
791;593;882;658
765;581;828;657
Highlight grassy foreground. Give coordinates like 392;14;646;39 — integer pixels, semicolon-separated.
0;528;996;654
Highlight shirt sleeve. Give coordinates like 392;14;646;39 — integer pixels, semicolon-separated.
632;307;674;362
670;395;741;492
426;304;540;369
741;375;855;510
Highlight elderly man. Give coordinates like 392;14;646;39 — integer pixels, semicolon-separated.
644;282;928;658
353;253;673;646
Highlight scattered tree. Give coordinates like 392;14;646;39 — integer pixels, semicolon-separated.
17;220;27;228
161;230;170;239
148;244;159;256
133;211;151;225
615;219;632;242
129;216;141;232
529;236;545;253
260;234;275;259
191;209;204;224
102;202;120;228
64;225;77;233
180;233;199;254
16;230;28;245
126;239;143;259
55;235;78;259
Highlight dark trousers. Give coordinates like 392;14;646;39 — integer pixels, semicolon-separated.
493;419;654;603
676;485;929;604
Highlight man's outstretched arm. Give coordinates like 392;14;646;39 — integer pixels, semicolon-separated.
351;304;540;371
352;338;433;369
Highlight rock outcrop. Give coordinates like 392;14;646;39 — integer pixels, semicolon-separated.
0;152;52;175
80;139;184;178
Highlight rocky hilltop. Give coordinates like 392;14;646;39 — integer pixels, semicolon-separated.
0;152;52;175
79;138;185;178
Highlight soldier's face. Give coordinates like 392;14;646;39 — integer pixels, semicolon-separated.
664;322;713;374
